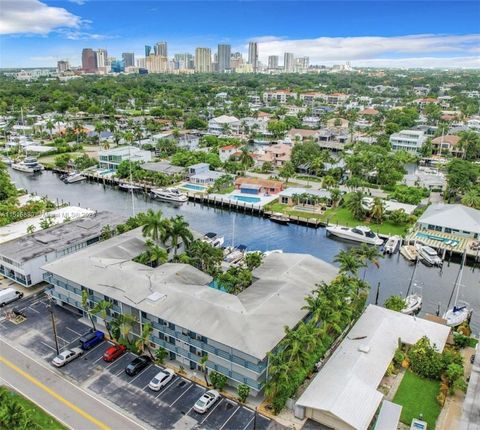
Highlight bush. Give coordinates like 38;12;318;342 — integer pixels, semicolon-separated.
407;337;444;379
453;332;470;349
209;371;227;390
155;347;168;364
384;295;405;312
393;349;405;367
237;384;250;403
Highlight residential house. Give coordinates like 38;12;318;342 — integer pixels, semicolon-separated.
208;115;241;135
325;93;349;106
390;130;427;154
98;146;152;171
279;188;333;207
219;145;239;162
431;135;463;157
299;92;326;105
187;163;224;185
141;161;186;177
234;177;284;195
255;143;292;167
302;116;321;128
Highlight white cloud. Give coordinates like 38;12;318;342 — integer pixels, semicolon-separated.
0;0;81;34
252;34;480;67
67;0;86;5
57;29;114;40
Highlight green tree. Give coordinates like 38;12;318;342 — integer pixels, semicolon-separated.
81;289;97;330
164;215;193;256
384;295;405;312
345;191;365;220
461;189;480;209
446;363;467;394
141;209;167;242
244;251;263;270
155;347;168;364
92;300;112;338
334;249;365;277
135;322;154;359
199;354;210;386
370;197;385;223
458;131;480;160
237;384;250;403
279;161;295;183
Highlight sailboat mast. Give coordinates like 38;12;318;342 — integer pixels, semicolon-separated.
453;251;466;306
129;147;135;216
406;257;419;296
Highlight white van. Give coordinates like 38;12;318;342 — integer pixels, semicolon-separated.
0;288;24;307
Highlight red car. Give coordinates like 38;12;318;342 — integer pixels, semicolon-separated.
103;344;126;362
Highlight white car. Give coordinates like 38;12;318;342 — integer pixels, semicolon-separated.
51;347;84;367
193;389;220;414
148;368;175;391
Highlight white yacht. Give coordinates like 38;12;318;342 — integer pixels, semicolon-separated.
326;225;383;246
384;235;401;254
401;293;423;315
11;157;44;173
203;232;225;248
418;245;443;266
151;187;188;203
64;172;86;183
444;303;472;327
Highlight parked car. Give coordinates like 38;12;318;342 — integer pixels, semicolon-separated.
79;330;104;350
52;347;83;367
148;368;175;391
125;355;151;376
0;288;24;307
193;390;220;414
103;344;127;362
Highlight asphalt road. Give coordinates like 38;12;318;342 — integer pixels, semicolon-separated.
0;339;146;430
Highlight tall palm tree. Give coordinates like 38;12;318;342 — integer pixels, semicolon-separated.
166;215;193;256
322;175;337;189
370;197;385;223
330;188;341;207
135;322;154;359
145;239;168;267
92;300;113;338
81;290;96;330
141;209;167;242
238;147;254;171
346;190;365;220
199;354;210;386
112;313;137;343
333;249;365;277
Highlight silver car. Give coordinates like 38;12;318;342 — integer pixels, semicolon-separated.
148;368;175;391
193;389;220;414
52;347;84;367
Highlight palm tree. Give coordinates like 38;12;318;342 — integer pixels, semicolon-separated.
46;120;54;139
461;190;480;209
145;239;168;267
92;300;113;338
345;190;365;220
81;290;96;330
112;313;137;343
356;243;383;268
141;209;167;242
334;249;365;277
310;157;324;176
135;322;155;359
330;188;341;207
322;175;337;189
238;147;254;171
166;215;193;256
199;354;210;386
370;197;385;223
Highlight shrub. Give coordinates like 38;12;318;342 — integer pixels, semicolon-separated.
407;337;444;380
393;350;405;367
384;295;405;312
237;384;250;403
155;347;168;364
453;332;470;349
209;371;227;390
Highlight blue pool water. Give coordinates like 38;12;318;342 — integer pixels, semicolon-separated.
416;232;459;247
232;195;261;204
182;183;207;191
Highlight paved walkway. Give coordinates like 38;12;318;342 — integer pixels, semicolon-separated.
0;339;145;430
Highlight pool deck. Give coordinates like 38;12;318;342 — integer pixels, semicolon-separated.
207;191;278;207
405;229;480;258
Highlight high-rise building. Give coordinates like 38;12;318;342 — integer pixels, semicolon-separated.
146;54;168;73
154;41;168;57
145;45;152;57
96;48;108;69
174;53;194;70
81;48;97;73
248;42;258;72
268;55;279;69
122;52;135;68
111;60;125;73
295;56;309;72
230;52;243;70
57;60;69;74
195;48;212;73
284;52;294;73
217;44;231;72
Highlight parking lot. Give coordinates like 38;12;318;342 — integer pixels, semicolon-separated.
0;294;279;430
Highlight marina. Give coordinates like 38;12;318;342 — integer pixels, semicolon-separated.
7;168;480;333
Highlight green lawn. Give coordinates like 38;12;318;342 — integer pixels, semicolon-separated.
5;389;67;430
38;152;84;164
393;371;441;429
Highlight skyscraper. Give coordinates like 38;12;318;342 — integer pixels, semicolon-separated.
145;45;152;57
154;41;168;57
195;48;212;73
81;48;97;73
96;49;108;68
217;44;231;72
174;53;194;70
295;56;309;72
57;60;69;73
268;55;279;69
248;42;258;72
284;52;294;73
122;52;135;68
230;52;244;70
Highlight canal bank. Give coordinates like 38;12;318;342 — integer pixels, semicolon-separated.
7;169;480;334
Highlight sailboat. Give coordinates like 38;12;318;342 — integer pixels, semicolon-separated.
443;252;472;327
401;259;423;315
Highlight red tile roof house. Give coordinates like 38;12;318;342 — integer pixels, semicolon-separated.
234;177;284;195
255;143;292;167
219;145;239;162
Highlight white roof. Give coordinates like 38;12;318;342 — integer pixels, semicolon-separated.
211;115;240;124
418;204;480;234
296;305;450;430
0;206;94;245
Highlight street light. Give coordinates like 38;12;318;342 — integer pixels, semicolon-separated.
47;297;60;355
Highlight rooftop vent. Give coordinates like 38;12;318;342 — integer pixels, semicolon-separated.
146;292;167;303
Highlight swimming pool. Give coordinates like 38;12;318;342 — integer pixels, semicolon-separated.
181;183;207;191
415;232;459;247
232;195;261;204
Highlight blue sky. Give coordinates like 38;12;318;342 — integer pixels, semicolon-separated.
0;1;479;68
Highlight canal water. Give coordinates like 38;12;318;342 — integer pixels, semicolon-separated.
9;169;480;334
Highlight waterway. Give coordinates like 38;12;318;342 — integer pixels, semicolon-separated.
8;169;480;334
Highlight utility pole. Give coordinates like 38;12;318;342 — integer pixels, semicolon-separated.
47;298;60;355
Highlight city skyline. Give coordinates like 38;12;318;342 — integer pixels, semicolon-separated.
0;1;479;69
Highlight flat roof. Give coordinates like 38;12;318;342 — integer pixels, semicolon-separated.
296;305;450;430
0;211;123;263
279;187;332;199
0;206;94;245
42;229;338;359
141;162;185;174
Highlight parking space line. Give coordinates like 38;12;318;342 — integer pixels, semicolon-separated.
169;383;193;407
28;306;40;314
242;415;255;430
81;342;107;360
40;341;56;352
57;335;69;343
129;365;152;384
154;377;177;398
66;327;82;336
219;405;240;430
199;397;223;424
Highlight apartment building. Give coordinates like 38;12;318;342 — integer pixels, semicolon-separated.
262;90;297;104
389;129;427;154
43;229;338;395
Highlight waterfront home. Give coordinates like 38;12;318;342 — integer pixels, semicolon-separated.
141;161;186;177
295;305;450;430
431;134;463;157
254;143;292;168
99;146;152;171
187;163;223;185
416;204;480;239
207;115;241;135
43;228;338;395
279;187;333;207
287;128;319;142
390;129;427;154
0;211;122;287
403;169;446;190
219;145;239;162
234;177;284;195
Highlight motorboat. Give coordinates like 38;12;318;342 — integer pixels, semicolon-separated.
203;232;225;248
401;293;422;315
264;249;283;256
326;225;383;246
1;156;12;166
224;245;247;264
384;235;401;255
418;245;443;266
269;212;290;225
63;172;86;183
400;245;418;261
11;157;44;173
119;182;142;192
152;187;188;203
444;304;472;327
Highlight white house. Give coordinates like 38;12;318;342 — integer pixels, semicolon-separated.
390;129;427;154
219;145;238;162
207;115;241;135
98;146;152;170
